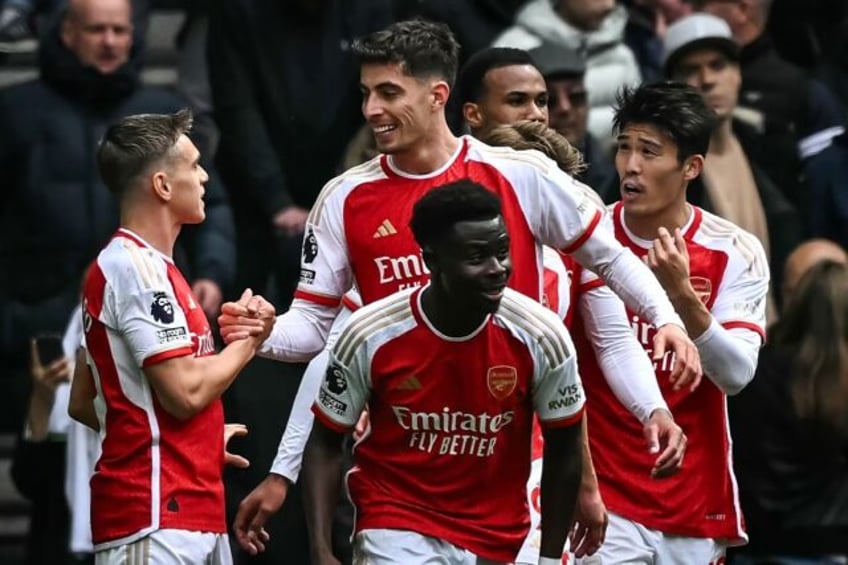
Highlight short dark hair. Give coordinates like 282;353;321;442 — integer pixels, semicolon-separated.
97;109;193;197
410;179;503;248
455;47;536;105
612;81;716;162
352;19;460;87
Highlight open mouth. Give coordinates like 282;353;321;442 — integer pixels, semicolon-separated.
480;284;507;301
621;180;643;198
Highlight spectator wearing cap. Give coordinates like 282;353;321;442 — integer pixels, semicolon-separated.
698;0;847;221
530;40;617;202
663;12;802;315
493;0;642;150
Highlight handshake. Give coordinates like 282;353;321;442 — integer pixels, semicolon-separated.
218;288;277;345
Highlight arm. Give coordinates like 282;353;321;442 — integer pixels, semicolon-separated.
647;227;768;395
302;421;345;565
145;333;267;420
68;349;99;432
539;421;583;563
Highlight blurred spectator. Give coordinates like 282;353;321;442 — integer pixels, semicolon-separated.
663;13;802;313
805;132;848;250
698;0;846;220
493;0;642;148
529;40;617;201
397;0;529;69
621;0;694;82
0;0;234;433
728;239;848;564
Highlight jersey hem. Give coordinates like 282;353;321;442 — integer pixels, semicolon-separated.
143;346;194;367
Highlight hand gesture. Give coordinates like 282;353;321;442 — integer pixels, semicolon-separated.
233;474;289;555
29;339;71;399
645;227;690;296
218;288;276;344
570;484;608;558
223;423;249;468
643;409;686;478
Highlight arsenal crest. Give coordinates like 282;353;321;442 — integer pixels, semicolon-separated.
487;365;517;400
690;276;713;305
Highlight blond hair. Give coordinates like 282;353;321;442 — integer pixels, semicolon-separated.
482;120;586;176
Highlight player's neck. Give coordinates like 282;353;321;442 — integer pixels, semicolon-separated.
389;123;459;175
421;286;489;338
623;202;691;241
120;208;180;258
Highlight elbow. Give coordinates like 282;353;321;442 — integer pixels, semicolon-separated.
160;394;206;421
715;364;756;396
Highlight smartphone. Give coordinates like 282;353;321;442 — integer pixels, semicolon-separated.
34;334;64;365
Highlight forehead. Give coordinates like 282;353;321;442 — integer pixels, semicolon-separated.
483;64;546;94
446;217;507;245
360;62;422;88
174;134;200;161
677;47;736;69
71;0;131;25
546;75;585;90
619;123;675;148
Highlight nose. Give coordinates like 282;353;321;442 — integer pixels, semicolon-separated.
362;93;383;120
551;89;572;115
529;102;546;123
624;151;642;175
199;165;209;184
483;254;510;278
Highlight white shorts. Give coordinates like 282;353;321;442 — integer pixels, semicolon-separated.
95;529;232;565
354;529;509;565
579;512;725;565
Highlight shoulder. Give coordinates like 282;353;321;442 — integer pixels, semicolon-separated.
334;288;416;365
96;236;169;292
496;289;572;367
694;208;768;278
309;156;388;226
465;136;559;175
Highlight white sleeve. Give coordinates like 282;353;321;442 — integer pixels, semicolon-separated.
694;322;761;395
578;285;668;424
65;421;99;554
257;298;340;363
312;320;371;431
268;306;353;481
110;257;193;366
697;240;769;394
570;224;684;330
529;308;585;427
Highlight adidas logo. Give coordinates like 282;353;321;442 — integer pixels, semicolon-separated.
373;219;398;238
395;375;422;391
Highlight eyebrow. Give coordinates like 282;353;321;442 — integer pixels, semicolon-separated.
617;134;663;149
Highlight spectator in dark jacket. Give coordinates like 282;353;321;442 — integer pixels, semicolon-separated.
0;0;234;560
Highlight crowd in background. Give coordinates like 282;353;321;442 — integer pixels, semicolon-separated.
1;0;847;563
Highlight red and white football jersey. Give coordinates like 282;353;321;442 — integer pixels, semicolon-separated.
295;136;602;308
312;286;585;563
575;204;768;543
82;229;224;548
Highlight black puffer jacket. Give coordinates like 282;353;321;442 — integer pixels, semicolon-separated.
0;18;234;364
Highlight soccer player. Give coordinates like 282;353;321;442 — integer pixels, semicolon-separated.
304;179;584;565
576;82;769;563
67;110;274;564
482;120;687;564
225;19;701;552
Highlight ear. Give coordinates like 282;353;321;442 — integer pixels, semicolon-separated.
682;154;704;183
463;102;484;130
151;171;172;202
60;16;74;49
431;81;450;112
421;246;439;274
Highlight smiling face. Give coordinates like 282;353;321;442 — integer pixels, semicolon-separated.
464;64;549;136
670;48;741;121
615;123;700;219
429;216;512;315
360;62;446;156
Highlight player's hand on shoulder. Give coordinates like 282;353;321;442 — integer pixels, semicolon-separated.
218;288;276;344
643;409;686;478
233;473;289;555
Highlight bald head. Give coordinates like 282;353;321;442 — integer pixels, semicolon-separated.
783;239;848;303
